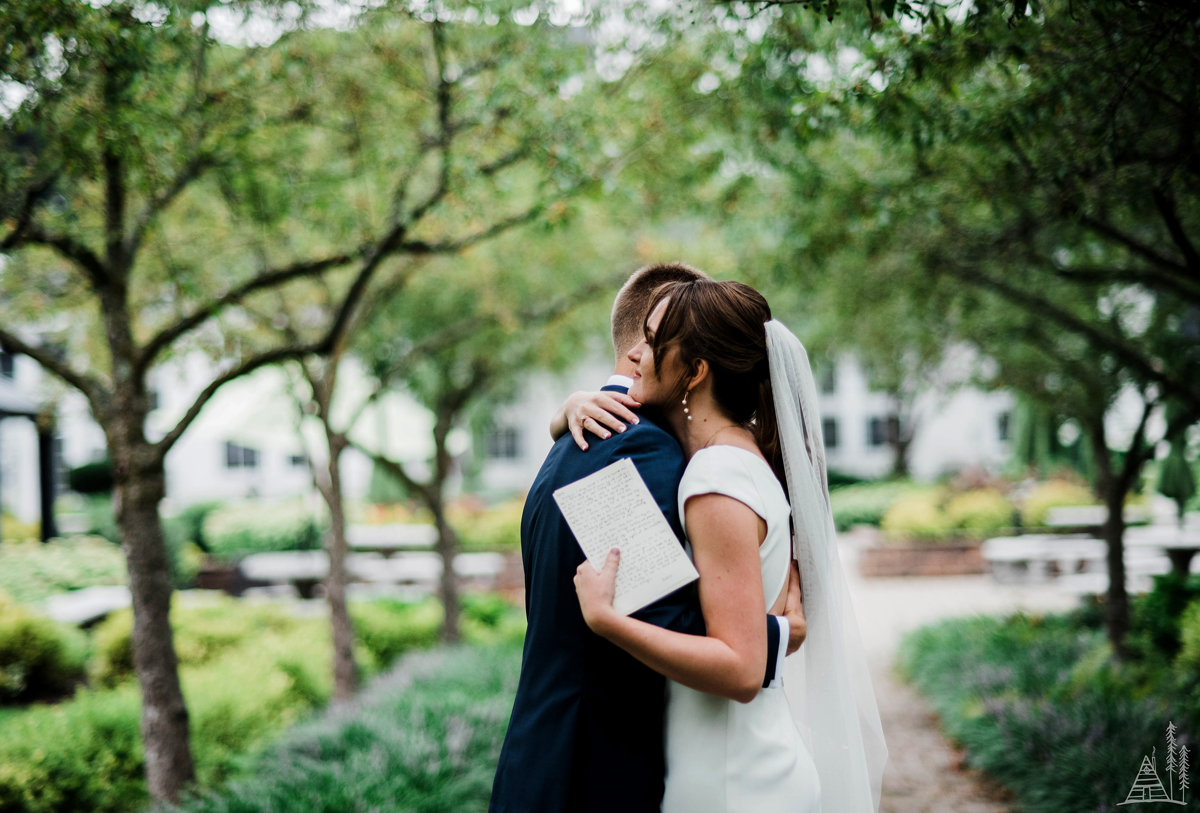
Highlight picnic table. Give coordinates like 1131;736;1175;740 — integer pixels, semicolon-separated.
981;534;1173;585
346;523;438;557
1123;524;1200;577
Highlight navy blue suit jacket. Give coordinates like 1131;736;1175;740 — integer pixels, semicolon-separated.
489;388;781;813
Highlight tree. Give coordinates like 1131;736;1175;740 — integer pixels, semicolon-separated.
0;0;603;797
700;0;1200;656
351;230;618;641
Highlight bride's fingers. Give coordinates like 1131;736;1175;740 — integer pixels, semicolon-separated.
583;405;623;435
569;415;589;451
595;394;640;426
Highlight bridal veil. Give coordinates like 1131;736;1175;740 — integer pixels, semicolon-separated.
765;319;888;813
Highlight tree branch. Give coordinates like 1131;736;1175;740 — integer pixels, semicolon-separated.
399;202;547;255
1080;213;1191;276
0;326;109;414
10;225;109;287
1053;263;1200;304
1152;188;1200;276
949;265;1200;413
152;340;322;461
137;251;360;372
126;151;213;264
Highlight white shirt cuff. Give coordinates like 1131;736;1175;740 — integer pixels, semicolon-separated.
767;615;788;688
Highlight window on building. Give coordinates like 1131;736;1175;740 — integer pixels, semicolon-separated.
486;426;521;460
868;417;897;448
997;411;1011;442
225;441;260;469
0;352;14;380
289;453;308;468
819;364;836;394
822;417;839;449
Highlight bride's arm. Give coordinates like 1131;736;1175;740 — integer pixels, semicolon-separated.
549;390;641;449
575;493;767;703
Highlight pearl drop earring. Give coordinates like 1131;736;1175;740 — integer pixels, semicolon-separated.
683;389;692;420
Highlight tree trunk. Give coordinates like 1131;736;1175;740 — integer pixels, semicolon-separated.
113;447;196;801
431;497;461;643
322;432;357;700
1101;484;1130;659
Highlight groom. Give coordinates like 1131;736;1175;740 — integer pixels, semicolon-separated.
489;262;806;813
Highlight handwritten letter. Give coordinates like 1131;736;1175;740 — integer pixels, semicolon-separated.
554;457;699;616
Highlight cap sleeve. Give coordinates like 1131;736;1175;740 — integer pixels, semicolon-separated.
677;446;768;539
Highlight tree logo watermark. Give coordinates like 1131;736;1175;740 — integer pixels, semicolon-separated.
1119;722;1190;806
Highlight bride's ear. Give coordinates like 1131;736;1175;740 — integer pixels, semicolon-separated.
688;359;710;392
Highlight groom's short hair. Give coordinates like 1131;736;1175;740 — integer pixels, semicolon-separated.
612;262;708;356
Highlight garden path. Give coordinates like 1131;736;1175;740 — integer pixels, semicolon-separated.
837;529;1081;813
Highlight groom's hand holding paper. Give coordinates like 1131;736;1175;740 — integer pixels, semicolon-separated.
554;457;699;616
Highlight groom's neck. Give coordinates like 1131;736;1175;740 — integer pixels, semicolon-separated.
612;357;638;379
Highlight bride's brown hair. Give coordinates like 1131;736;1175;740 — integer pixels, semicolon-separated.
644;279;783;487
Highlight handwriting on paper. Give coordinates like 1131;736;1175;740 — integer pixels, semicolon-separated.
554;457;699;615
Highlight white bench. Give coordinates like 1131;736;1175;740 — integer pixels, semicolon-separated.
346;524;438;556
238;550;508;597
41;585;131;626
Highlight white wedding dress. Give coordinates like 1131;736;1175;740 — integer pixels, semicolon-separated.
662;444;822;813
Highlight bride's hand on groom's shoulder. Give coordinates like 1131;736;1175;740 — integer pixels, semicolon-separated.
551;391;641;450
574;548;621;634
783;561;807;656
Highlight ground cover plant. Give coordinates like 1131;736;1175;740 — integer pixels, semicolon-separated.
897;580;1200;813
0;593;524;813
169;644;522;813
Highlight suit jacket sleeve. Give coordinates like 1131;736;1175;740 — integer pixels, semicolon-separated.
609;426;785;683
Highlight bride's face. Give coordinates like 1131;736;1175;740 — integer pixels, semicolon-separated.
627;297;683;407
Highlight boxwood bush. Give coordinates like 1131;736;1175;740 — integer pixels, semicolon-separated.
203;500;323;561
0;591;88;703
829;481;926;531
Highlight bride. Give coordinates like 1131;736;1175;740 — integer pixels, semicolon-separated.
567;278;887;813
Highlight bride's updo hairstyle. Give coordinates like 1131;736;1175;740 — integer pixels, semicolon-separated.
645;279;783;487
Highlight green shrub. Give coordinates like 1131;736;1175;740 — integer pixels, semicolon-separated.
829;481;924;531
0;512;40;543
0;538;126;604
1020;479;1096;526
0;686;145;813
67;460;114;495
1128;572;1200;662
203;500;323;561
897;611;1198;813
0;618;332;813
350;599;442;670
880;491;955;541
461;592;527;647
1176;598;1200;673
944;488;1015;532
90;597;309;687
0;591;88;703
171;645;522;813
453;498;524;551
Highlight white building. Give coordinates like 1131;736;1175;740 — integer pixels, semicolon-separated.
0;342;1017;530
